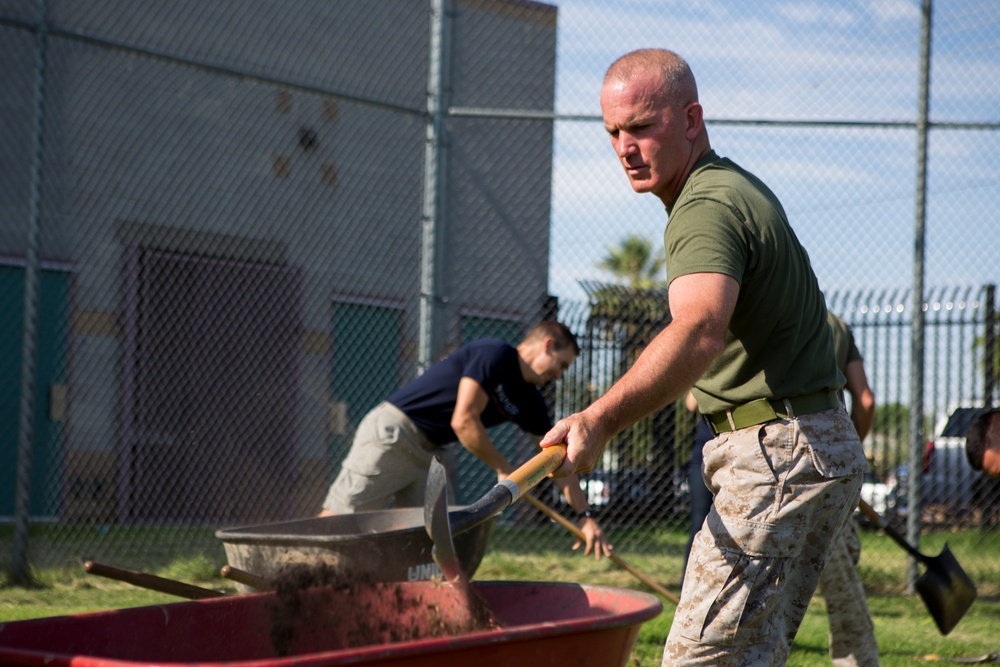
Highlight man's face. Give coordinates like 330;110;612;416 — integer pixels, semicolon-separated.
600;72;696;205
531;345;577;385
982;446;1000;479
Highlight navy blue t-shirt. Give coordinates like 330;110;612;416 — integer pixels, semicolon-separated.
388;338;552;446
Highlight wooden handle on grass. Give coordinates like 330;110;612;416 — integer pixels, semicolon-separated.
83;560;225;599
522;493;680;605
220;564;272;590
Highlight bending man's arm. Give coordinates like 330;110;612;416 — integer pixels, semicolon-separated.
451;377;513;478
453;379;612;559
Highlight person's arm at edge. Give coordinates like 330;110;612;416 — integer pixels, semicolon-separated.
541;272;738;477
844;358;875;441
685;390;698;413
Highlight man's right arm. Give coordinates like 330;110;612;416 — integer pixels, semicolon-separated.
542;272;737;476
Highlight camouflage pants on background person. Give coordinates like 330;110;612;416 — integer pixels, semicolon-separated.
664;408;866;667
817;524;880;666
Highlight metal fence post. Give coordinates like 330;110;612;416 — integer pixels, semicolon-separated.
11;0;49;586
985;284;996;409
906;0;933;594
418;0;451;373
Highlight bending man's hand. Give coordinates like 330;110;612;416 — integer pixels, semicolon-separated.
575;516;613;561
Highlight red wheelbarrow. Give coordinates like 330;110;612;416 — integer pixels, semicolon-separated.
0;580;662;667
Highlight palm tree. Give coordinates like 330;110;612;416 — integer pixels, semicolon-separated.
584;236;672;473
590;234;669;347
598;234;665;289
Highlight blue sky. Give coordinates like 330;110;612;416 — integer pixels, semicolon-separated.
542;1;1000;304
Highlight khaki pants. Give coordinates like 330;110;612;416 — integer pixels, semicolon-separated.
664;407;866;666
322;402;457;513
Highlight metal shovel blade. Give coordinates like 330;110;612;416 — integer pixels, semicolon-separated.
858;500;977;635
424;454;465;587
914;544;978;636
424;454;499;631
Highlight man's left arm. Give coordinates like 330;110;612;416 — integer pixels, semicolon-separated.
844;359;875;440
541;272;737;477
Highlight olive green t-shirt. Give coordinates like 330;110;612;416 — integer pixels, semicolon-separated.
665;151;844;414
828;312;862;373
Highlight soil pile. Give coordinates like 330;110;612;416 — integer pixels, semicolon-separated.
267;564;499;657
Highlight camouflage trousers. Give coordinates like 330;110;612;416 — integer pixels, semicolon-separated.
817;523;880;666
663;407;866;666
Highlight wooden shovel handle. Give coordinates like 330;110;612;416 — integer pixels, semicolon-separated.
83;560;225;599
857;498;883;525
504;445;566;502
523;493;680;605
857;498;926;562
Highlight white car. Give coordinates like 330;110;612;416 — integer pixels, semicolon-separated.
859;470;889;517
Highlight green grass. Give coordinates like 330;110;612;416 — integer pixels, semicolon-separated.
483;525;1000;666
2;522;998;665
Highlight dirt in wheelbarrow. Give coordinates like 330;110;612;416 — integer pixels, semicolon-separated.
268;564;500;657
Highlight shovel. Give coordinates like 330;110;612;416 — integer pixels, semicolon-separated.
521;492;680;605
857;499;977;635
424;445;566;628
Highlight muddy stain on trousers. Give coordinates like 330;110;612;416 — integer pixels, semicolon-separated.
663;407;866;666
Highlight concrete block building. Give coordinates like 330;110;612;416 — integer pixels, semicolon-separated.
0;0;558;523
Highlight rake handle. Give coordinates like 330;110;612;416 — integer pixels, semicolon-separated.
522;492;680;605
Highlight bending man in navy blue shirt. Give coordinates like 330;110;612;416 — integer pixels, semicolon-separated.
320;320;612;560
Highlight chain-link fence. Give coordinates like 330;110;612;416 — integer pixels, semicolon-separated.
2;0;999;599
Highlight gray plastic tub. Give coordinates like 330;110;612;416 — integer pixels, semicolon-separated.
216;507;492;592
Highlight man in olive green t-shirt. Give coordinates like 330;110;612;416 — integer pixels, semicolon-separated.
817;313;879;666
541;49;867;666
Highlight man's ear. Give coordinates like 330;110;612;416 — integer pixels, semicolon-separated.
685;101;703;139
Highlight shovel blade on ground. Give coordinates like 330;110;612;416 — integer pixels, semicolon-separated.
915;544;977;636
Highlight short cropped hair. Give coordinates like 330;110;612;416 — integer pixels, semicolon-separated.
604;48;699;108
965;409;1000;471
523;320;580;355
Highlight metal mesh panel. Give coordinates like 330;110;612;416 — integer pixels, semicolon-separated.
2;0;999;605
124;247;302;525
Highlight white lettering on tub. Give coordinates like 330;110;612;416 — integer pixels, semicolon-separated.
408;562;442;581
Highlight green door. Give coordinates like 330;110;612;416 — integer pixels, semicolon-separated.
0;265;69;518
330;302;403;473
